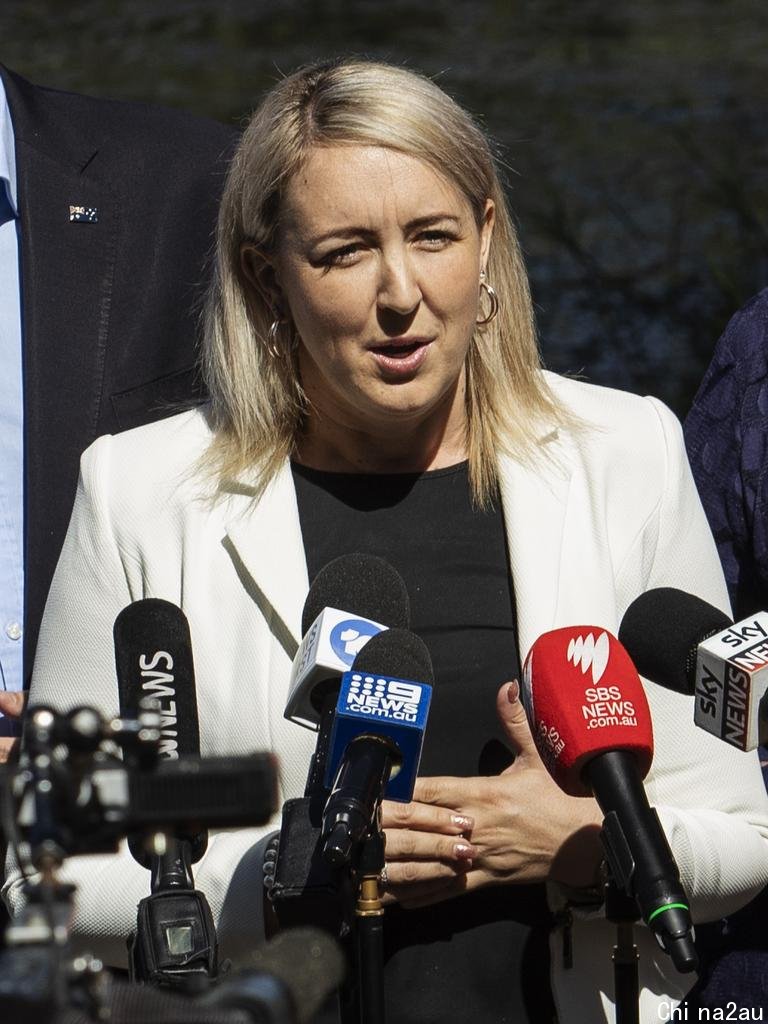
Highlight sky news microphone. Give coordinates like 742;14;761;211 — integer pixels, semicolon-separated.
322;627;433;866
619;587;768;752
523;625;697;973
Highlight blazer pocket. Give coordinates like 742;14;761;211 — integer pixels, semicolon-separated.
110;366;207;432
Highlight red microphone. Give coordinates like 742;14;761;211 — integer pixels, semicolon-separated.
522;626;653;796
522;626;697;973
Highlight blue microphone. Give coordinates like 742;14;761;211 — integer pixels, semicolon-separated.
322;628;433;866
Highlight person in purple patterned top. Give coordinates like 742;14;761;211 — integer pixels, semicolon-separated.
684;286;768;1012
685;288;768;621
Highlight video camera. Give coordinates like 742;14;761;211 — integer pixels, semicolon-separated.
0;701;328;1024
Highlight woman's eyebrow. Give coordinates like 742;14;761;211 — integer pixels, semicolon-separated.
306;213;463;247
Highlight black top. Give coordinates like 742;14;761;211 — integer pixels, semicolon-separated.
292;460;556;1024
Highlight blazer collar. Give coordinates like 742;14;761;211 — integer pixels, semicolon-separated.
222;462;308;658
497;428;574;659
0;66;102;174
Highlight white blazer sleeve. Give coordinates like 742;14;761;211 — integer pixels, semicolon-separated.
628;398;768;921
2;435;275;969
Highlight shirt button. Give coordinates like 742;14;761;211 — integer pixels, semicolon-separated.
5;622;22;641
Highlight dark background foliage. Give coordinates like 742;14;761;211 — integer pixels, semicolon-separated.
3;0;766;415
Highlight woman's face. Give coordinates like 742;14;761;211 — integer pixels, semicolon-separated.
262;144;494;459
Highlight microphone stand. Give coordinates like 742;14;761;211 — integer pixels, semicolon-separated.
353;824;386;1024
604;878;640;1024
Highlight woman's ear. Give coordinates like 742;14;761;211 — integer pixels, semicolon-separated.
240;242;283;314
479;198;495;270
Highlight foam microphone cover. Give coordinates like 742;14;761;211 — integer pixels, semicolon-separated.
619;587;732;695
351;626;435;685
323;627;434;800
523;626;653;797
113;598;200;756
301;553;410;634
208;927;346;1024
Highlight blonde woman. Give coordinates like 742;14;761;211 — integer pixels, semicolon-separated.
6;60;768;1023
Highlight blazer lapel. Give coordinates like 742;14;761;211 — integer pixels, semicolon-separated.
498;432;574;660
222;461;308;659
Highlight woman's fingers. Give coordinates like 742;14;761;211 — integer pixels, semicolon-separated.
384;826;476;864
381;798;473;836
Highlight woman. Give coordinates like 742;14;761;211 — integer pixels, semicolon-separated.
5;59;768;1022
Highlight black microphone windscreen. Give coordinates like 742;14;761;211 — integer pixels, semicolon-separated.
301;553;410;634
114;598;200;755
244;927;346;1024
351;626;435;686
618;587;732;695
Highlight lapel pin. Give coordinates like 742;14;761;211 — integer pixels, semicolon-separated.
69;205;99;223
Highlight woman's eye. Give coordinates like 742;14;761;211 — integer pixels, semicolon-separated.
418;231;452;248
323;243;363;266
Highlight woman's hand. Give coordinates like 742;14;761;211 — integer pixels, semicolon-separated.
380;681;604;908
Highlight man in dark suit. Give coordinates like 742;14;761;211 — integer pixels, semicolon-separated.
0;66;238;751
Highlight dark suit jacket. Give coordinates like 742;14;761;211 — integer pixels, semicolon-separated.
1;66;238;681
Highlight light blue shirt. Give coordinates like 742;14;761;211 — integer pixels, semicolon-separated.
0;75;24;701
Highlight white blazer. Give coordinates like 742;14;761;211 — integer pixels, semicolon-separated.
6;373;768;1023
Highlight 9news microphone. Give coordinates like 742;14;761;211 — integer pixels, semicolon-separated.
321;627;433;866
270;554;410;930
285;552;410;797
619;587;768;751
523;626;698;973
114;598;217;988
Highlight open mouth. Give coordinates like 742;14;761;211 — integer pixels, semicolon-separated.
370;341;424;358
368;338;433;376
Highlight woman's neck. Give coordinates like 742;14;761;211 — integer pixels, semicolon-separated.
294;407;468;474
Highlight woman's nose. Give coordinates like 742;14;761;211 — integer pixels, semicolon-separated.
376;249;421;316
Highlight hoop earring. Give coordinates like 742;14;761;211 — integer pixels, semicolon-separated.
476;273;499;326
266;319;282;359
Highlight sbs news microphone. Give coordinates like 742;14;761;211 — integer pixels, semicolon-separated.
619;587;768;752
321;627;433;866
270;554;410;930
523;626;698;973
113;598;217;987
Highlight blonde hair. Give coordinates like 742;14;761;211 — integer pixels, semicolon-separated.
202;58;565;503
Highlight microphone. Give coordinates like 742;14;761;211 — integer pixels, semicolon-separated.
284;552;410;731
114;598;207;863
523;625;698;973
619;587;768;752
285;553;410;799
322;627;434;866
113;598;217;987
201;927;346;1024
270;554;410;931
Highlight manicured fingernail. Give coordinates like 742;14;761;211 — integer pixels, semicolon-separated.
451;814;474;830
507;680;520;704
454;842;477;859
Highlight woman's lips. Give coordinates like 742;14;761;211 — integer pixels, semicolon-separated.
368;338;433;376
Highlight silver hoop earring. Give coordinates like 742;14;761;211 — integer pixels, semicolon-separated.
476;275;499;326
266;319;282;359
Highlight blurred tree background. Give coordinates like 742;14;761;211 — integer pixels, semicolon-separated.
2;0;766;415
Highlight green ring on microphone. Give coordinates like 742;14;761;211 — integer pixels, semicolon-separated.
648;903;689;923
